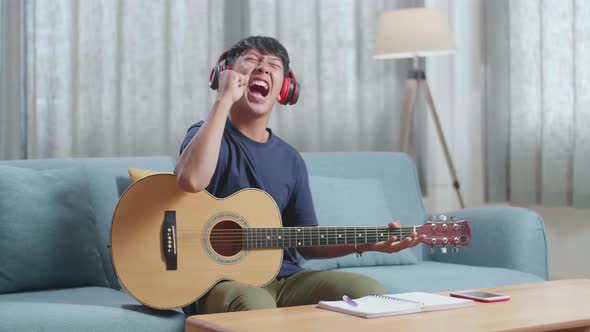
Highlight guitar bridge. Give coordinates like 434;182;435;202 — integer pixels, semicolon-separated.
162;211;177;270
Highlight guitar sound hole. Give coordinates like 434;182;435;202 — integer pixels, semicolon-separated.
210;220;243;257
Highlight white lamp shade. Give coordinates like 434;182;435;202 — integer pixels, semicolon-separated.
375;8;455;60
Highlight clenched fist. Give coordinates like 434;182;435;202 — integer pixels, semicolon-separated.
217;70;250;103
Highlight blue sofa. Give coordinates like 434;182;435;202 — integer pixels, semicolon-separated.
0;152;547;332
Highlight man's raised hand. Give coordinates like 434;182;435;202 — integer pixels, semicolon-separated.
217;70;249;103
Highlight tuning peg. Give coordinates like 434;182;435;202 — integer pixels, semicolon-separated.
439;215;447;221
450;216;456;221
452;247;458;253
440;247;447;254
430;247;436;255
431;215;437;222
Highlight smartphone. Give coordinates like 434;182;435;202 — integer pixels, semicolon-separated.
449;290;511;303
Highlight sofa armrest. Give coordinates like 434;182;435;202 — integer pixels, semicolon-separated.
425;207;548;280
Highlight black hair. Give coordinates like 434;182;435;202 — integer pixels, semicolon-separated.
226;36;290;76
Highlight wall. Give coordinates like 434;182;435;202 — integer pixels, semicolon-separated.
533;206;590;280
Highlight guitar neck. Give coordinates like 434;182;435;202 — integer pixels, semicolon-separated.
241;226;419;249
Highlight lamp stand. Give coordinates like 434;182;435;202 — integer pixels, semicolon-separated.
400;65;465;209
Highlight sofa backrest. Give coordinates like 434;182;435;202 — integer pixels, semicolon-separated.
302;152;426;225
1;152;426;288
300;152;427;267
0;156;176;290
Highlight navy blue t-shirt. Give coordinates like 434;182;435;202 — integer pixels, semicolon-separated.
179;119;318;278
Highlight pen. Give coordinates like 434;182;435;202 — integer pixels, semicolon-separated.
342;295;358;307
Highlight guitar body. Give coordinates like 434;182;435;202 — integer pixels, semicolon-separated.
110;174;283;310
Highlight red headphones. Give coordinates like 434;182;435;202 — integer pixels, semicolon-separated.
209;51;300;105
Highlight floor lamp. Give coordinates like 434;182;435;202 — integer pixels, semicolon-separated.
375;8;465;208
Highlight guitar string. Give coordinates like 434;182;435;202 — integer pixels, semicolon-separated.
205;236;420;241
187;232;462;248
199;243;431;249
179;229;426;237
196;240;454;249
206;242;427;248
177;230;441;237
176;229;465;247
175;226;463;244
178;237;423;244
210;239;434;245
178;227;446;238
178;236;424;244
206;226;429;231
203;238;463;249
178;225;433;234
206;232;424;237
204;236;421;243
206;229;422;236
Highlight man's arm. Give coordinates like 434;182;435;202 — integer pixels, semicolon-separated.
297;221;424;259
175;71;249;192
175;98;232;192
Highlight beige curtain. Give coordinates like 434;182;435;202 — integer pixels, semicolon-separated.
0;0;431;161
0;0;24;160
22;0;227;158
484;0;590;208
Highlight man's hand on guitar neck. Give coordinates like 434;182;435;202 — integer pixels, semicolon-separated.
356;220;426;255
296;220;426;259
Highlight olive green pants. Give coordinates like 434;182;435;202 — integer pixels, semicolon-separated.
184;270;387;315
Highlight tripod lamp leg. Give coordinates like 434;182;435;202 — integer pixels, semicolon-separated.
422;80;466;209
401;79;419;152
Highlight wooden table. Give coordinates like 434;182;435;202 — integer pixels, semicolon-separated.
185;279;590;332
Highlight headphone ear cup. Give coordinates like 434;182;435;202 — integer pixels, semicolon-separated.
290;80;300;105
209;63;220;90
278;70;300;105
209;51;231;90
284;79;295;105
278;77;290;105
209;64;232;90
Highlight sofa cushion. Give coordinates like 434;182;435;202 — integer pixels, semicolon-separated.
0;156;177;290
0;165;109;294
0;287;185;332
299;176;418;270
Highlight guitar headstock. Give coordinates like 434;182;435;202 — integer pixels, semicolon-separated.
418;217;471;254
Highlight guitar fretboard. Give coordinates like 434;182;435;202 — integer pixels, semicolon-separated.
241;226;417;249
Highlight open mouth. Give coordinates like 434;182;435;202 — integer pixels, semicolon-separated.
248;79;270;98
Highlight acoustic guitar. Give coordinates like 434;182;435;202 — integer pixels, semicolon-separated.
110;174;471;310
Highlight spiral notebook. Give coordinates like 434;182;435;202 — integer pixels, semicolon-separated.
317;292;474;318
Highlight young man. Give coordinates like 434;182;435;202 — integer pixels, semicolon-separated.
175;36;423;315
